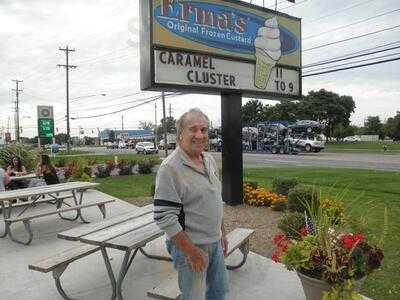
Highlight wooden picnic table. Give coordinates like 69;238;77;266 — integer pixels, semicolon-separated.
58;204;166;300
9;173;37;182
0;181;114;245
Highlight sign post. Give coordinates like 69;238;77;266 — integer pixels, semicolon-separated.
140;0;301;205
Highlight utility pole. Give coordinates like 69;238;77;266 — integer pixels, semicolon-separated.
169;103;172;118
154;101;158;149
12;79;23;142
162;91;168;157
58;45;77;154
121;115;124;130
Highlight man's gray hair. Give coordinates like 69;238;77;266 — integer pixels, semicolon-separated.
176;108;210;140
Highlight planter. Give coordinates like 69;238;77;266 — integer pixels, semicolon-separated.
297;271;366;300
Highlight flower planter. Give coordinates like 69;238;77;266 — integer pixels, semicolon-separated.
297;271;366;300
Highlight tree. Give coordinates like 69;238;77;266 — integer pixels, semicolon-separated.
139;121;154;130
300;89;355;139
55;133;68;145
242;99;264;127
364;116;384;139
108;130;116;143
384;111;400;140
157;116;176;140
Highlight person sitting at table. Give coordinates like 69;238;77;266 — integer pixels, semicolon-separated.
6;156;28;189
36;154;59;185
0;167;11;192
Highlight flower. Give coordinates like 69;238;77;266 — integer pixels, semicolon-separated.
272;196;385;299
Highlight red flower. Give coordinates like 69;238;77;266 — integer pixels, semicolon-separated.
354;233;364;243
299;226;310;236
272;249;283;262
273;233;286;247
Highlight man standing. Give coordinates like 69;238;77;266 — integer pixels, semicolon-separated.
154;108;229;300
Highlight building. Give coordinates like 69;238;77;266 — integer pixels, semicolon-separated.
99;129;154;144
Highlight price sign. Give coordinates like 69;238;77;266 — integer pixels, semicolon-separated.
38;118;54;138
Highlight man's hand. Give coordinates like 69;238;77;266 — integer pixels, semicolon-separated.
221;235;229;257
187;246;209;272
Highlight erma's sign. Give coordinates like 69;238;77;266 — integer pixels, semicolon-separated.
140;0;301;99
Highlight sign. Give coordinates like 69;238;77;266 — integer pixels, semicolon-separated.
140;0;301;99
37;106;54;119
38;118;54;138
37;106;55;138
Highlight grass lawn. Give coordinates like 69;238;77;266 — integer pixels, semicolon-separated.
325;141;400;153
95;167;399;300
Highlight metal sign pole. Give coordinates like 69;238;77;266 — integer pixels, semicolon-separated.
221;93;243;205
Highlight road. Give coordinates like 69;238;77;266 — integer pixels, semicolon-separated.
77;147;400;172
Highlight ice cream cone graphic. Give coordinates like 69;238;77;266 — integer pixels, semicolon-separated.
254;17;282;90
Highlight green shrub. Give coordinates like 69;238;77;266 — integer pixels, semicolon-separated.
278;212;306;240
271;199;287;211
54;157;67;168
0;143;37;171
287;184;319;213
150;183;156;196
138;159;154;174
272;177;299;196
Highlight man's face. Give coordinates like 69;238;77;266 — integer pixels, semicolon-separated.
180;114;208;157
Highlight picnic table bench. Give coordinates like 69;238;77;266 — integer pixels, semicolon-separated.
29;204;255;300
0;181;115;245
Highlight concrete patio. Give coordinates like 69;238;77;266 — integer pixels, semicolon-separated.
0;190;370;299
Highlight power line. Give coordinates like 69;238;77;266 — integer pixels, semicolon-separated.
304;0;376;24
71;93;160;112
73;93;180;119
303;44;400;69
303;8;400;40
302;56;400;77
303;51;400;74
304;24;400;52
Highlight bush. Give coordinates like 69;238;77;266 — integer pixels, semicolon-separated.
287;184;319;213
271;199;287;211
54;157;67;168
96;165;111;178
0;143;37;171
277;212;306;240
138;159;155;174
272;177;299;196
118;159;132;176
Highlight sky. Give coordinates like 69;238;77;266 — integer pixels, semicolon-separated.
1;0;399;138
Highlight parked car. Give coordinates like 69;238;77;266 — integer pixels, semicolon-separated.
287;134;325;152
343;136;361;142
135;142;158;154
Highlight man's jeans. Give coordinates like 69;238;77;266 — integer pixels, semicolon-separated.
166;239;229;300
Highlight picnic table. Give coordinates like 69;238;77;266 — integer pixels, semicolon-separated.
57;204;163;300
9;173;37;182
0;181;115;245
53;205;254;300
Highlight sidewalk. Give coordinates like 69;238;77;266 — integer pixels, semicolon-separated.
0;190;370;299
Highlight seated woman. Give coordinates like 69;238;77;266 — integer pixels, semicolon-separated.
7;156;27;177
0;167;11;192
36;154;59;185
6;156;28;189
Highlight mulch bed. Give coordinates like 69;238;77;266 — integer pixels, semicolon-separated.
123;197;282;258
